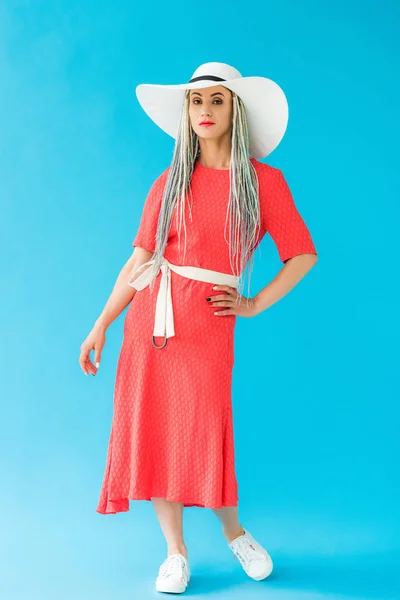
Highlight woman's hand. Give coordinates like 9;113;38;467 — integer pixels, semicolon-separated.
79;324;107;376
206;285;262;318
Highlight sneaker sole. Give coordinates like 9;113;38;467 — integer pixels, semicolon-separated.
155;579;189;593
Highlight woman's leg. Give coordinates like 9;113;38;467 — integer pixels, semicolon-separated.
211;506;245;542
151;497;188;559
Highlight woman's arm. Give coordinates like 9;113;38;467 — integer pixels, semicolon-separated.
79;246;153;375
211;253;317;318
94;246;154;331
253;253;318;314
253;166;318;313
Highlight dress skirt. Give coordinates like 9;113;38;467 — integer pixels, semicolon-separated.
96;270;239;514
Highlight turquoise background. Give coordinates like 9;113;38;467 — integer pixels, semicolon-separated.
1;1;399;598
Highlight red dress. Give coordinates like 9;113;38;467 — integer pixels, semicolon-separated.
96;158;317;514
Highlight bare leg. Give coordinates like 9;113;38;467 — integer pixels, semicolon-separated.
211;506;245;543
151;497;188;559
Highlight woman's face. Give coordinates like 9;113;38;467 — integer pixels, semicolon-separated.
188;85;233;140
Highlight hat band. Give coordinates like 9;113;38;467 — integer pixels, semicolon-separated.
188;75;226;83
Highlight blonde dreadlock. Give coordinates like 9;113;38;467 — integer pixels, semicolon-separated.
143;88;261;304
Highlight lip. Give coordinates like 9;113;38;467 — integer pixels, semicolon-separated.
199;121;215;127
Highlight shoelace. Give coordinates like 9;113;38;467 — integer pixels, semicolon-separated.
160;554;188;580
232;537;266;566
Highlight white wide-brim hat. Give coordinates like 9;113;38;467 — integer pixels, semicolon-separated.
135;61;289;159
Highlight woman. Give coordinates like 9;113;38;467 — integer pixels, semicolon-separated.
79;62;318;593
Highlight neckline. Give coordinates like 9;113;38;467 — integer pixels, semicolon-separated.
195;158;231;172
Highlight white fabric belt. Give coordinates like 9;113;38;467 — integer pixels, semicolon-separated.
128;256;239;344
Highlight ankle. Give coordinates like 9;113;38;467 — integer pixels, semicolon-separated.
168;544;188;559
223;525;245;543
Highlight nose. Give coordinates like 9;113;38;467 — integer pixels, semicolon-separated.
200;103;212;116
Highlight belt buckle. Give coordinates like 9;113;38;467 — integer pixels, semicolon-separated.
152;335;168;349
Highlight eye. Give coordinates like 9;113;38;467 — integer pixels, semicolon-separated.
192;98;223;104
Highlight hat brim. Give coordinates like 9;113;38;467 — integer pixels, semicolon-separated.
135;76;289;159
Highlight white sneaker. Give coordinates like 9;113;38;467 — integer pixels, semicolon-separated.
228;528;273;581
155;553;190;593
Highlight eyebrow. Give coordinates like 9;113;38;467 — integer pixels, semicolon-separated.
190;91;225;97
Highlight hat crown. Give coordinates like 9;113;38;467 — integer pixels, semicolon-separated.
189;62;242;82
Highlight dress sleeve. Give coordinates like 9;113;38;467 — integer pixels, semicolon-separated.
131;168;169;252
260;168;317;264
